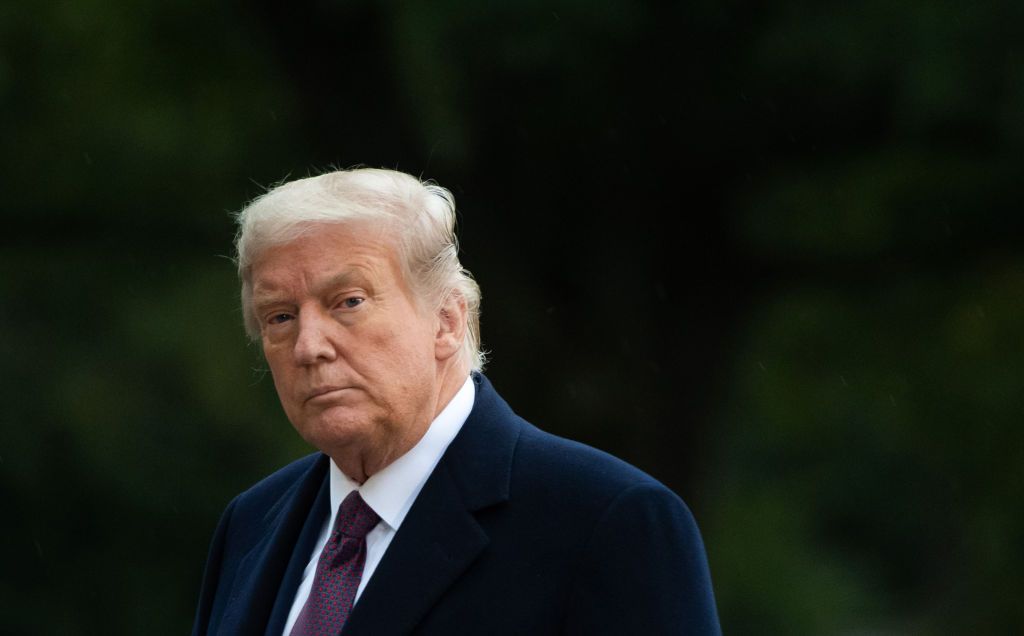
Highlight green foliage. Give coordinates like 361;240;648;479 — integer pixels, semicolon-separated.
708;263;1024;632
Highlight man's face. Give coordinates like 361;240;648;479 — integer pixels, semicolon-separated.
250;222;442;466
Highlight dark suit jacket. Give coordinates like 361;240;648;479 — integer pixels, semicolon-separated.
193;374;721;635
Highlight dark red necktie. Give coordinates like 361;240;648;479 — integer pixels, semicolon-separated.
291;490;381;636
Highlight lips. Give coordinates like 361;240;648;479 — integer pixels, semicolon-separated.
305;385;350;403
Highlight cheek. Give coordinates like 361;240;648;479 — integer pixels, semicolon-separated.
358;332;433;387
392;327;436;366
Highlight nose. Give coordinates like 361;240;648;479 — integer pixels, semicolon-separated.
293;307;338;365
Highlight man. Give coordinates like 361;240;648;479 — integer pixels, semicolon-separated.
193;168;721;635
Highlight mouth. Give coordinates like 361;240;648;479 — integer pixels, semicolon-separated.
305;386;352;404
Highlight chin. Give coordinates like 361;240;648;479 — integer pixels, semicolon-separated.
300;409;376;450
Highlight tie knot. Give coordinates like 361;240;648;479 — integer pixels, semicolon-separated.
334;490;380;539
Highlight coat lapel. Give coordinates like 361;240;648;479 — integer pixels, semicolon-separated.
264;471;331;635
342;374;522;636
219;454;329;636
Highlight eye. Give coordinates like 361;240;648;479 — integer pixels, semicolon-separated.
337;296;365;310
267;312;294;325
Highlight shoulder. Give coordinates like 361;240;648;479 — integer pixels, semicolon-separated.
222;453;326;535
508;420;720;633
516;422;675;504
469;373;686;514
471;382;720;632
511;421;707;550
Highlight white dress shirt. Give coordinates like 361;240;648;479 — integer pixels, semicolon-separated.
282;376;475;635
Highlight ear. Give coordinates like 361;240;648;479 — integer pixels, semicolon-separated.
434;290;468;362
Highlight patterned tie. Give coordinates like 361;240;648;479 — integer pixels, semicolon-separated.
291;490;381;636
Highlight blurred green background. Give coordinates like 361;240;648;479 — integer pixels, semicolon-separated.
2;1;1022;634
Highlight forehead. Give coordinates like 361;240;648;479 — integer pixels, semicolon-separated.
250;222;403;293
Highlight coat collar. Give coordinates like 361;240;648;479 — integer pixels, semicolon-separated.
341;372;522;635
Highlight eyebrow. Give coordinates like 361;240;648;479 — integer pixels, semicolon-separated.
318;269;368;295
252;268;371;311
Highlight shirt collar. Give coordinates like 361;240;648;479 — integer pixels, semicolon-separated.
327;375;475;531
